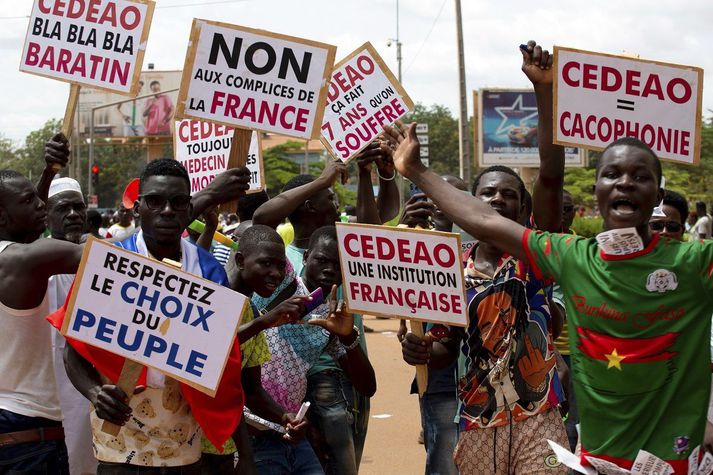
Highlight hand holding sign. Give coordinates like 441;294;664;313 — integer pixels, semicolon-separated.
44;133;71;171
319;159;349;187
91;384;132;426
520;40;554;85
400;331;432;366
200;167;251;205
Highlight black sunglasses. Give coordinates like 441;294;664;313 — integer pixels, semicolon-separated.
649;220;682;233
139;193;192;211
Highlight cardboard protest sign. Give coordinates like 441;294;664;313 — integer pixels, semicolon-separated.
174;119;264;195
320;42;413;162
176;19;336;140
554;46;703;165
61;237;247;395
336;223;468;326
20;0;154;95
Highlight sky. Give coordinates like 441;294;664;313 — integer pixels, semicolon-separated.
0;0;710;143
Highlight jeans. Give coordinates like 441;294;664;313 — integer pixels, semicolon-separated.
200;453;235;475
96;461;201;474
562;355;579;452
420;392;459;475
251;434;323;475
0;409;69;475
305;371;369;475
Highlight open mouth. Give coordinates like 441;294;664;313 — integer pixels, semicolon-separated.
611;198;638;216
264;281;278;292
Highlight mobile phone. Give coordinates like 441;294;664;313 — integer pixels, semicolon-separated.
409;182;427;201
302;287;324;316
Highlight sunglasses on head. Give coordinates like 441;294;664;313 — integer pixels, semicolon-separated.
139;193;192;211
649;220;682;233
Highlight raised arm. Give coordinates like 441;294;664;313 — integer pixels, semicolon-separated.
191;168;251;220
387;122;528;261
355;144;382;225
0;239;84;309
36;133;71;203
374;139;400;223
252;160;347;229
522;40;565;232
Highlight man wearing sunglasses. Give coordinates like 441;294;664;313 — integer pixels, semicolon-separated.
63;159;257;474
648;190;688;241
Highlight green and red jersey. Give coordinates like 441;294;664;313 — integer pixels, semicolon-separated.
524;230;712;473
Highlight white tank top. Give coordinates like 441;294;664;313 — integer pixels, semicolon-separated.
0;241;61;421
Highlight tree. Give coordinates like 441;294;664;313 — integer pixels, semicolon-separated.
262;141;302;197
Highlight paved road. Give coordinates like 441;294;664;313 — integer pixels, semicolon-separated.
359;316;426;475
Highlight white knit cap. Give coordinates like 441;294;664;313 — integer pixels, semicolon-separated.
48;177;83;198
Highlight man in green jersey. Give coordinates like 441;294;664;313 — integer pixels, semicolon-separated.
390;40;710;475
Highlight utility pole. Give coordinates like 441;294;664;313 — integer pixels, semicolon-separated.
455;0;471;183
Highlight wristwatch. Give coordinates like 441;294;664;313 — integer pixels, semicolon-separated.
340;326;361;351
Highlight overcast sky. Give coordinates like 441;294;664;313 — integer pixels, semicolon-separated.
1;0;710;143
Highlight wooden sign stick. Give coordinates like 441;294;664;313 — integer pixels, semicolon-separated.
100;359;144;435
54;83;81;172
222;128;253;214
409;321;429;397
100;257;182;436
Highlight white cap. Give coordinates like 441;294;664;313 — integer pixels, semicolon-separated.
48;177;83;198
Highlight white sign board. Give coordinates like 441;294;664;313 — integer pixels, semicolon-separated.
336;223;468;326
174;119;264;195
554;46;703;165
320;42;413;162
20;0;154;94
61;238;247;395
176;19;336;139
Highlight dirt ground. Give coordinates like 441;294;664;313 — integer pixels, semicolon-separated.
359;316;426;475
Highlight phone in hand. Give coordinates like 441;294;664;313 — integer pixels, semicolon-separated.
302;287;324;316
409;182;427;202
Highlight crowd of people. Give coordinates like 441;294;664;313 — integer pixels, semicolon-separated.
1;40;711;475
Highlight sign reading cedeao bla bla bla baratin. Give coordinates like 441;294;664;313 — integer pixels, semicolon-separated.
20;0;154;94
176;19;336;139
336;223;468;327
321;42;414;162
174;119;265;195
554;46;704;165
61;238;247;395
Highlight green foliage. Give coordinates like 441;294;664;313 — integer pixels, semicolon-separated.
2;119;62;181
262;140;301;197
92;140;147;208
563;167;597;208
571;216;603;237
404;103;460;176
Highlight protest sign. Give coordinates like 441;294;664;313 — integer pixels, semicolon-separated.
176;19;336;140
554;46;704;165
20;0;154;95
336;223;468;326
174;119;265;195
477;88;584;167
320;42;413;162
61;237;247;395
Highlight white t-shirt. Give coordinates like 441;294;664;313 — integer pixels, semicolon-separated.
689;214;712;241
0;241;61;421
108;223;136;241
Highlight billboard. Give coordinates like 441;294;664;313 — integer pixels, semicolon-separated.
75;70;181;138
477;88;585;167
